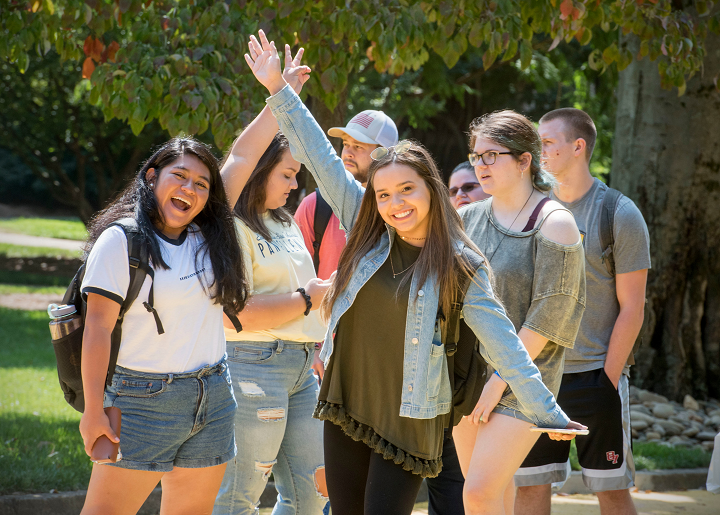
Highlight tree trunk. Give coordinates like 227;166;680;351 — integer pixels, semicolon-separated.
611;30;720;400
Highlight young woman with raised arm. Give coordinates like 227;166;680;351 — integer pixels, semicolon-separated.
245;33;585;515
453;112;586;514
212;31;332;515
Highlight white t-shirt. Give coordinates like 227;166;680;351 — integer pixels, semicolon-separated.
225;214;327;343
82;225;225;373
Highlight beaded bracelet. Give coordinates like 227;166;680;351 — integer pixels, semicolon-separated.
296;287;312;316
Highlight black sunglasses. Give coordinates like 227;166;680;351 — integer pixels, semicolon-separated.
449;182;481;197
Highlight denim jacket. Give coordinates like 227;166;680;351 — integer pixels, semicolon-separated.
267;85;570;428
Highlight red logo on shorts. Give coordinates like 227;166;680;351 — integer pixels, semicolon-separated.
606;451;619;464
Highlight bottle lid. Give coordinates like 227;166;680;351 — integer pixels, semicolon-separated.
48;304;77;319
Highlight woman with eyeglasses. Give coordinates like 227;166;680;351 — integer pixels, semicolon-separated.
453;111;586;514
245;33;585;515
448;161;490;209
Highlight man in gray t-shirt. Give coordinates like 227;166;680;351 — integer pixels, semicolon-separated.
514;108;650;515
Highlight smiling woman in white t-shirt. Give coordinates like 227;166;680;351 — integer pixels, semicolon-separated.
78;137;249;514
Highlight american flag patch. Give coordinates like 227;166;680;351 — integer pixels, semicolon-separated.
351;113;374;128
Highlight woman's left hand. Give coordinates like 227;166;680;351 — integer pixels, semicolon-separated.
281;44;311;95
469;373;506;425
547;420;588;441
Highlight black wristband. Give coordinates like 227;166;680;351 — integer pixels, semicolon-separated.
296;287;312;316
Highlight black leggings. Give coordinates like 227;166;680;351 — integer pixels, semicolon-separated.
323;421;424;515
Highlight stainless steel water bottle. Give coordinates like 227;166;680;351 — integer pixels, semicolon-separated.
48;303;82;340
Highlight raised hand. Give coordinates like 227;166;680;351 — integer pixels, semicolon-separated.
244;30;287;96
282;44;311;95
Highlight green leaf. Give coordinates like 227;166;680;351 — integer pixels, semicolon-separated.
17;53;29;74
501;38;518;62
89;86;100;105
696;0;710;16
469;23;483;47
320;66;338;93
579;28;592;46
519;40;532;69
482;48;498;70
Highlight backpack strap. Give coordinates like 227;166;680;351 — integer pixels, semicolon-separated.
521;197;551;232
224;308;243;332
443;247;485;435
599;188;622;277
312;189;334;274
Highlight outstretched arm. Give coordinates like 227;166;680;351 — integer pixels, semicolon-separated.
245;32;365;232
462;266;570;428
221;30;310;207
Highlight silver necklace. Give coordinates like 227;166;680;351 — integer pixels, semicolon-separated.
390;252;414;279
486;189;535;263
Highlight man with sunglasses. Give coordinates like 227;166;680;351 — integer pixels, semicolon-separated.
514;108;650;515
448;161;490;209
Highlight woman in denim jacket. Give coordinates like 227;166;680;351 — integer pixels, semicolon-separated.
246;33;584;515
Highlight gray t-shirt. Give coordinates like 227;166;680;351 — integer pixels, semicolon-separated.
459;199;586;411
550;178;651;373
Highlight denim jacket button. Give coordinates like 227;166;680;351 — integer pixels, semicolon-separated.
408;385;413;391
418;290;424;297
411;337;419;344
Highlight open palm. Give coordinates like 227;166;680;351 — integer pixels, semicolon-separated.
245;30;310;95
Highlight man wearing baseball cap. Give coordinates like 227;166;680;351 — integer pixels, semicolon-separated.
295;109;398;282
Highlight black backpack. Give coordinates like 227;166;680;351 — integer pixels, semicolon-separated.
311;189;334;273
52;218;163;413
440;248;488;430
599;188;649;366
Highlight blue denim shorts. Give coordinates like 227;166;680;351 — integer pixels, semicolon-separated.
102;358;237;472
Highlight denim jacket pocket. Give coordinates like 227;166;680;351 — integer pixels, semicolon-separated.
426;343;446;401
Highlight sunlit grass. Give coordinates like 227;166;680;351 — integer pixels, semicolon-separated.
0;284;66;295
0;217;87;241
0;242;82;260
0;307;88;494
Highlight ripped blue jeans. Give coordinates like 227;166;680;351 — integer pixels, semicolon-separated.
214;340;327;515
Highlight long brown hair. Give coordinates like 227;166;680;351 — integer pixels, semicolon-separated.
233;132;294;240
321;141;486;319
469;110;556;192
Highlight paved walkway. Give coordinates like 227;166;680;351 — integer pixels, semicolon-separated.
260;490;720;515
0;229;84;251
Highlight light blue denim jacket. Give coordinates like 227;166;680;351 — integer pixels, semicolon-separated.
267;85;570;428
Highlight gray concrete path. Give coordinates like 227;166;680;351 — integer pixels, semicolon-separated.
0;230;84;252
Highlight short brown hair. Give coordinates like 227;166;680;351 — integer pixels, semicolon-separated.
539;108;597;162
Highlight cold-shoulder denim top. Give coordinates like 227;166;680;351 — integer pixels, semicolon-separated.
267;85;570;428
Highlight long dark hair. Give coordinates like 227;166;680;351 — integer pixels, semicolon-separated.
321;141;486;319
85;137;248;315
233;132;293;240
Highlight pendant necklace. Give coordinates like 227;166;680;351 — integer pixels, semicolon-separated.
486;189;535;263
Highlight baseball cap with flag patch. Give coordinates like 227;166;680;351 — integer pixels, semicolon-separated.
328;110;398;148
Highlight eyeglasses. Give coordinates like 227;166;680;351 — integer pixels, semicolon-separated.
370;140;413;161
449;182;481;197
468;150;514;167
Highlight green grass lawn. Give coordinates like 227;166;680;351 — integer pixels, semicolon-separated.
0;307;88;494
0;242;82;260
0;284;66;295
0;217;87;241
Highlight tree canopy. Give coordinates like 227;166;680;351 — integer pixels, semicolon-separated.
3;0;718;148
